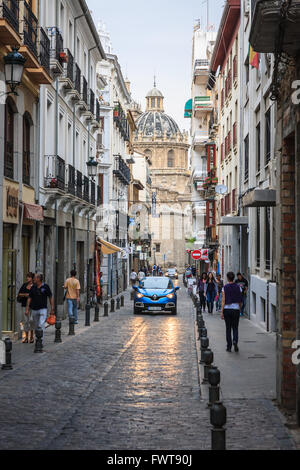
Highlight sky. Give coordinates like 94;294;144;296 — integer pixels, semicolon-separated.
87;0;225;132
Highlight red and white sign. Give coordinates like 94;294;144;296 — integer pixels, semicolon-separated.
191;249;209;261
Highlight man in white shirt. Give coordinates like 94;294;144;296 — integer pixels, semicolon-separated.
138;270;146;282
130;269;138;286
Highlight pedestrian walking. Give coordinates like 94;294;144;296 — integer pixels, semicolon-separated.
221;272;243;352
64;270;81;324
99;272;104;304
17;272;35;344
235;272;248;317
204;272;218;314
215;274;224;312
192;266;196;277
130;269;138;286
26;274;54;342
138;269;146;282
152;264;156;276
197;272;207;312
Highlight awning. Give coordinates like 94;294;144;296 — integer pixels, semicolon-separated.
242;189;276;208
97;237;123;255
218;216;248;226
23;203;44;221
184;99;192;118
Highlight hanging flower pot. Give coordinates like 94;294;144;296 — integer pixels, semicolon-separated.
50;178;58;188
212;177;218;185
59;52;68;63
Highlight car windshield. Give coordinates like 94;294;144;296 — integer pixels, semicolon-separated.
139;278;173;289
168;269;176;273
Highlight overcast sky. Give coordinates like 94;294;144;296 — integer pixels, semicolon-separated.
87;0;225;132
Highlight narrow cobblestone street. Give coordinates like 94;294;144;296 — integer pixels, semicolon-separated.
0;281;296;450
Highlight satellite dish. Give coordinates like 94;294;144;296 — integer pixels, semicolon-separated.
215;184;228;195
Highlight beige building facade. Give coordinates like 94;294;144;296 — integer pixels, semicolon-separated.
133;85;191;271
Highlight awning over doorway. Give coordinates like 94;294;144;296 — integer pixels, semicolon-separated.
218;216;248;226
23;203;44;221
97;238;123;255
242;189;276;208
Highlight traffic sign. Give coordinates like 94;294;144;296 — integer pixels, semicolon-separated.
191;250;202;260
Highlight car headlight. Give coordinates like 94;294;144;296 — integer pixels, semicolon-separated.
167;293;175;299
136;293;144;299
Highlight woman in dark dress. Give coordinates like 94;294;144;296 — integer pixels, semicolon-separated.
204;272;218;314
17;273;35;343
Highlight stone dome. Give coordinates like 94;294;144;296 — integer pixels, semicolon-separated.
136;111;181;137
146;87;164;98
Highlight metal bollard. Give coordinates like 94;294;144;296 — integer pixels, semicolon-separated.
34;328;44;353
94;303;100;322
85;303;91;326
210;402;226;450
69;317;75;336
104;302;109;317
54;321;62;343
116;297;120;310
197;317;205;329
131;290;134;301
203;349;214;384
121;295;124;307
208;366;221;407
199;327;207;340
110;298;115;313
2;338;13;370
200;336;209;364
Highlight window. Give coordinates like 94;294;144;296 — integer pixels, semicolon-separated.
155;244;161;253
265;108;271;165
265;207;271;270
4;99;15;179
244;134;249;181
256;123;261;173
151;98;155;108
168;150;175;168
256;208;260;267
23;113;31;185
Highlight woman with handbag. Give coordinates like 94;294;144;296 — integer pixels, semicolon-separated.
17;273;35;343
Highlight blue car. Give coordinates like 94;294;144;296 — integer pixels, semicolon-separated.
133;276;180;315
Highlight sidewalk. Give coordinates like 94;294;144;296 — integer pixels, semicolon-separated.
0;292;130;372
192;297;297;450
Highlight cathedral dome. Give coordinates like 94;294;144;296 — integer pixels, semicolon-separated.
146;87;164;98
136;111;180;137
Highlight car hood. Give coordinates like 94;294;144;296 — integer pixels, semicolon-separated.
138;288;174;296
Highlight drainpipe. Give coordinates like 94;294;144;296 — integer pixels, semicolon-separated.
54;0;59;315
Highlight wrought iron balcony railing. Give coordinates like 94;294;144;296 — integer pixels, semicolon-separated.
48;27;64;63
90;181;96;206
96;100;100;122
76;170;83;199
74;63;81;94
44;155;66;191
39;27;50;74
89;89;95;115
83;176;89;202
113;155;130;186
67;164;76;195
82;76;88;104
65;48;74;82
1;0;19;33
23;0;38;57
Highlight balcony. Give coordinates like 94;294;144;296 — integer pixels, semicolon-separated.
194;59;209;84
193;130;209;148
250;0;300;55
83;176;89;203
82;76;88;104
23;0;37;57
48;27;64;74
74;64;81;94
76;170;83;199
206;226;217;245
194;96;213;115
89;89;95;115
113;102;130;141
44;155;66;191
90;181;96;206
113;155;130;186
66;164;76;196
0;0;21;46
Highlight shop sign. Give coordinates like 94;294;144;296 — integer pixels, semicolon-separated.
3;179;19;224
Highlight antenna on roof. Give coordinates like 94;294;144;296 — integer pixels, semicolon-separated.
154;74;156;88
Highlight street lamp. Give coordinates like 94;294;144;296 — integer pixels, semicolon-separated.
86;156;98;180
85;156;99;326
3;47;26;96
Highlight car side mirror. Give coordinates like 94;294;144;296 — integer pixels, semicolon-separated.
132;285;138;291
175;286;180;291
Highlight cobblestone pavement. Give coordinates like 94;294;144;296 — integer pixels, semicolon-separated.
0;281;296;450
